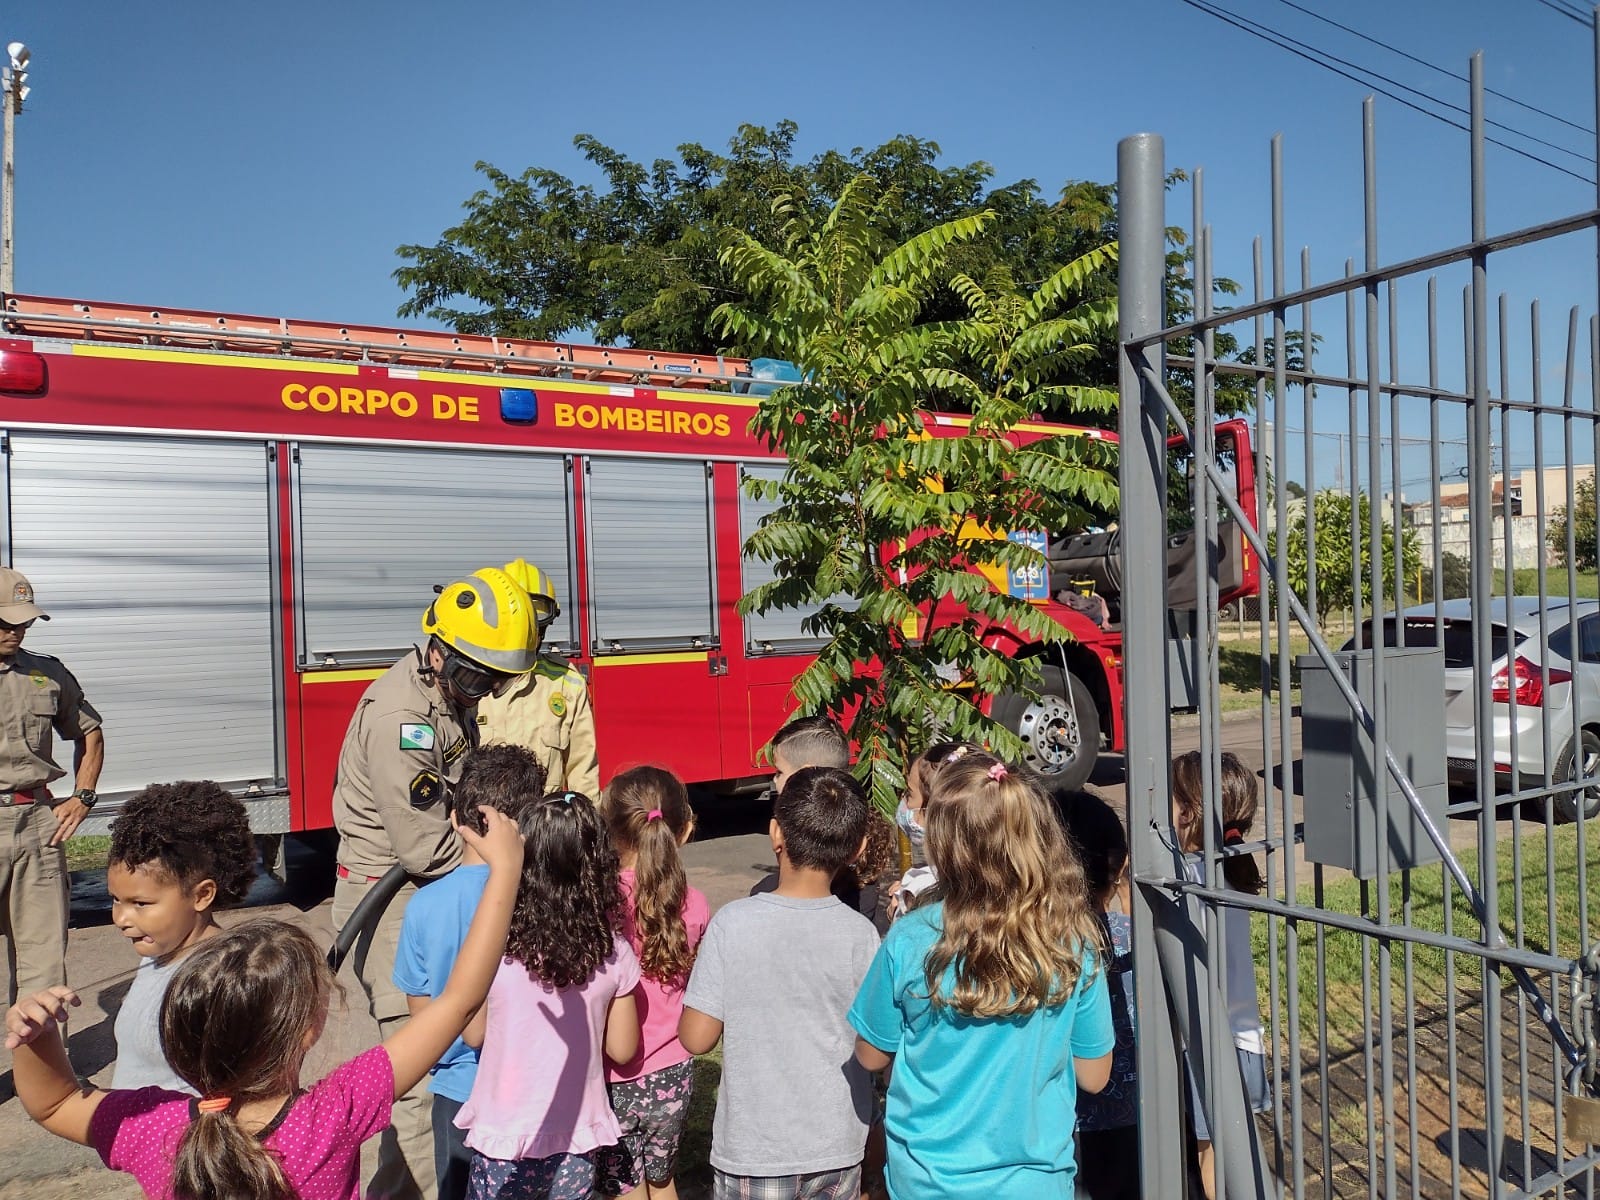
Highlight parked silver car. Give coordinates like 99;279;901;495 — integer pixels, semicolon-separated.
1351;597;1600;822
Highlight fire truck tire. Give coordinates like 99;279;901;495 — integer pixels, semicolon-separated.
255;834;287;886
991;664;1100;792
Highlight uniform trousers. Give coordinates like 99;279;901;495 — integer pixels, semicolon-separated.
0;801;68;1005
333;874;436;1200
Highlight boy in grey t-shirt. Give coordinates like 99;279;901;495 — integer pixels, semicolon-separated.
681;766;880;1199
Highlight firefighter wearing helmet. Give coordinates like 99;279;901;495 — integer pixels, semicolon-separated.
474;558;600;796
330;567;537;1200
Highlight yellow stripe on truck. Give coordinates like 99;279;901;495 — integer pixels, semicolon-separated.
590;652;709;668
302;668;387;684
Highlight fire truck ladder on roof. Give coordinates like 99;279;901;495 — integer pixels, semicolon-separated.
0;293;752;390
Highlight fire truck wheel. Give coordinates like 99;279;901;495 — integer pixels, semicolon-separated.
255;834;287;885
991;664;1100;792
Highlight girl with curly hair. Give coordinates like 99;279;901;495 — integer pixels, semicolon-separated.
105;780;259;1094
848;753;1115;1200
601;766;707;1200
457;790;644;1200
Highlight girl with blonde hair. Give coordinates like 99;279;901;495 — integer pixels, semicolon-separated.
849;752;1115;1199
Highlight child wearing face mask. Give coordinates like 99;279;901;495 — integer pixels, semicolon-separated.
889;743;978;921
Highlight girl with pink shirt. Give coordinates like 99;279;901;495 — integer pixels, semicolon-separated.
2;806;525;1200
602;766;711;1200
457;790;644;1200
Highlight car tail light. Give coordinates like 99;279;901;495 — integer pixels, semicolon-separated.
1490;655;1571;706
0;349;46;396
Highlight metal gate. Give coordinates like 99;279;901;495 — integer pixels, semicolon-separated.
1118;44;1600;1200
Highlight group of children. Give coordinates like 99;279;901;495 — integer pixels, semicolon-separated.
3;717;1267;1200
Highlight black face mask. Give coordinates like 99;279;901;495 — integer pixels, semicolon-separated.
435;645;513;703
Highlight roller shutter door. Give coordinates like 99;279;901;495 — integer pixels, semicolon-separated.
738;463;858;652
586;458;715;652
296;446;573;663
6;434;277;794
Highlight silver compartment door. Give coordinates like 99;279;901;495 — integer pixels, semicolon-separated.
296;446;573;663
6;434;278;794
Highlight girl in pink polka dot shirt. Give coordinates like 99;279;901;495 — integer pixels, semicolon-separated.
3;806;525;1200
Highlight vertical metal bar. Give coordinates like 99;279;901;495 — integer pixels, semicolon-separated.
1386;280;1420;1200
1466;51;1506;1197
1360;97;1393;1200
1252;236;1287;1197
1269;136;1303;1200
1303;249;1319;624
1117;133;1185;1200
1348;262;1363;650
1429;279;1444;635
1498;292;1533;1194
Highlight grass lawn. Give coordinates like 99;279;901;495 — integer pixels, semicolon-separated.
1493;567;1599;600
1215;630;1311;714
65;833;110;872
679;1048;721;1191
1252;822;1600;1048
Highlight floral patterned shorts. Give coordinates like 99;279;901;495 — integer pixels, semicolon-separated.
607;1058;698;1183
466;1145;638;1200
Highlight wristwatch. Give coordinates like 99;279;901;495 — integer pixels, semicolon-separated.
70;787;97;809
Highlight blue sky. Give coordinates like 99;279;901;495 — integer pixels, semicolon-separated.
10;0;1600;493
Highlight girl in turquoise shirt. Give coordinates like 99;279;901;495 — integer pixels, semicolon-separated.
849;752;1115;1200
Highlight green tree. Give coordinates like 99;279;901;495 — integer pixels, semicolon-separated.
1269;490;1422;624
1549;475;1598;571
715;180;1119;813
392;122;1245;421
1420;550;1471;603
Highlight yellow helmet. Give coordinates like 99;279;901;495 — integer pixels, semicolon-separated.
422;568;540;690
501;557;561;630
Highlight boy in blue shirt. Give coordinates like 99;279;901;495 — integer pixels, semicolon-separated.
393;744;546;1200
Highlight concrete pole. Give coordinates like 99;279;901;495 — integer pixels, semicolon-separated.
2;66;14;296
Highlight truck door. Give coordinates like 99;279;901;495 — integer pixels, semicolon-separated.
291;443;576;825
1165;418;1259;610
581;456;724;786
3;433;281;804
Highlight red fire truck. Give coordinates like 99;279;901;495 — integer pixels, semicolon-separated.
0;294;1256;842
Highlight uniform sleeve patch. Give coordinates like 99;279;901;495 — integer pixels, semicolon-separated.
549;694;567;718
399;723;436;751
409;770;443;808
442;735;470;765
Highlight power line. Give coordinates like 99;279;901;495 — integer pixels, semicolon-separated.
1531;0;1594;27
1269;0;1594;136
1176;0;1596;186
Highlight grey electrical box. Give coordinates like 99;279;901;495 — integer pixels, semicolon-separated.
1296;646;1447;879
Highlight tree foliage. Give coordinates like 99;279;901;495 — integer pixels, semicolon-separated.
1269;490;1421;624
717;178;1119;813
393;122;1246;422
1549;475;1598;571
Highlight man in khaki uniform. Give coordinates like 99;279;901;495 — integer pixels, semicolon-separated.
332;568;539;1200
475;558;600;796
0;567;104;1006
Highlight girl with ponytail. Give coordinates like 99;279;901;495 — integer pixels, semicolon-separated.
601;766;708;1200
3;806;525;1200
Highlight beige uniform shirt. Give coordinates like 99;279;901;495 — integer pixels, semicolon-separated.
0;649;101;793
475;656;600;797
332;651;475;878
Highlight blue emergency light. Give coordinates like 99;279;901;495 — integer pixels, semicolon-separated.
499;388;538;425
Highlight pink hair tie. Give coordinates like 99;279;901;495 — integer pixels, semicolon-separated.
646;809;663;822
196;1097;231;1114
987;762;1008;782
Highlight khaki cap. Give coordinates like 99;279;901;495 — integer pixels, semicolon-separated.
0;567;49;623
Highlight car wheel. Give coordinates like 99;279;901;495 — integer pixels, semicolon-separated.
990;664;1101;792
1551;729;1600;823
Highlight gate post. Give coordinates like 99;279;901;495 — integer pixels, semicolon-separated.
1117;132;1187;1199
